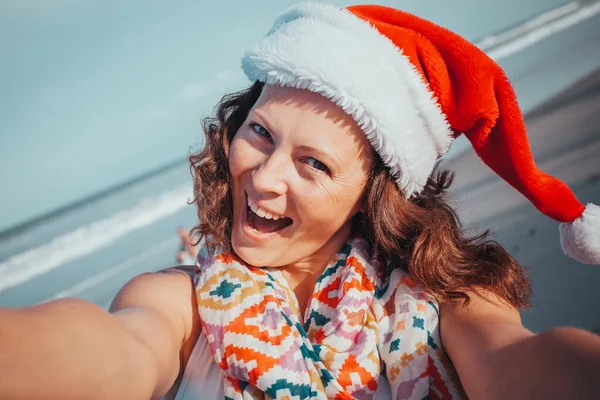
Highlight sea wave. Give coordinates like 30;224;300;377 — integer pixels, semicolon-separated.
0;185;192;293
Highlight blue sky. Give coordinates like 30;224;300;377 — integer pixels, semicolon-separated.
0;0;570;232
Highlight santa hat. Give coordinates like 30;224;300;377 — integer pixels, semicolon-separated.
240;2;600;265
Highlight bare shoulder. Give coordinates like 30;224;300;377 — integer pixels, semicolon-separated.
440;290;530;353
439;291;533;398
109;265;202;399
441;290;522;325
110;264;202;348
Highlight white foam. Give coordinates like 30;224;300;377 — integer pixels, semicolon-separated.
483;1;600;60
476;2;580;50
41;236;179;303
0;185;192;293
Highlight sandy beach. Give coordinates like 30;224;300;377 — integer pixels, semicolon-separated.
443;70;600;333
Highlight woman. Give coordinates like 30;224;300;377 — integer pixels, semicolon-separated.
1;3;600;399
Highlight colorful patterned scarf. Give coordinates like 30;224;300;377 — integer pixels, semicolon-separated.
194;236;464;399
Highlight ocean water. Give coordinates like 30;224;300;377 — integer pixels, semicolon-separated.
1;1;600;327
0;0;575;234
0;161;196;308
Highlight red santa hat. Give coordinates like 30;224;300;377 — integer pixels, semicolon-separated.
241;2;600;265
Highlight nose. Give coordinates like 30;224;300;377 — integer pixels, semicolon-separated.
251;150;289;196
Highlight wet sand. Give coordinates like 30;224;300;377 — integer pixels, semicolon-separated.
442;70;600;333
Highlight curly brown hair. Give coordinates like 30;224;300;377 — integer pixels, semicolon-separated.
190;81;531;308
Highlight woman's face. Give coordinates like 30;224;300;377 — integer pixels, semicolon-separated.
229;84;373;268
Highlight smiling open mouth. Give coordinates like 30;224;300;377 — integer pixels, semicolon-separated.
247;204;293;234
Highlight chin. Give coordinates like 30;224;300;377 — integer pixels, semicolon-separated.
231;241;275;267
230;227;270;267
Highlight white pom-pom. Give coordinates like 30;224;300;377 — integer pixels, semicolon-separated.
559;203;600;265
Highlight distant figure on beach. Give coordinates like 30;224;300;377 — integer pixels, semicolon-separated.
176;227;198;265
1;3;600;400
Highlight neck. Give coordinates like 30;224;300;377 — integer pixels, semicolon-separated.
280;221;354;315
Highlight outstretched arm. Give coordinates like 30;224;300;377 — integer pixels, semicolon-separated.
0;268;199;400
440;292;600;399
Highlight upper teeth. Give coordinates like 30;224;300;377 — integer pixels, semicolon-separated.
248;198;284;220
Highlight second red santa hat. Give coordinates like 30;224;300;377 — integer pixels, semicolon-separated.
241;2;600;265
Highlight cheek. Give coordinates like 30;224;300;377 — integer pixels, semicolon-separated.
229;136;259;178
299;184;363;227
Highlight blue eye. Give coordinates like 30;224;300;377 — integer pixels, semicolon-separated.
305;157;330;173
250;123;272;142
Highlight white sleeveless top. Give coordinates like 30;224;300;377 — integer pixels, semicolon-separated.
174;333;393;399
174;333;224;400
